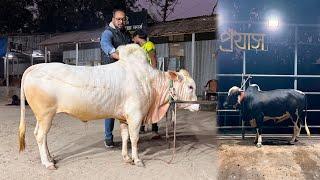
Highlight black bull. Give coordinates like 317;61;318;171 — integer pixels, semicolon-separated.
224;84;310;147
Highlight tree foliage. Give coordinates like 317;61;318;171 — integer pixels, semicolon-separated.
0;0;34;34
35;0;139;32
0;0;139;33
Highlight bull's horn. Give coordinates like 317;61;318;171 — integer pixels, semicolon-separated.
228;86;241;95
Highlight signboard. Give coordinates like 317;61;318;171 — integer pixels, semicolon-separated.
125;10;148;33
219;29;268;52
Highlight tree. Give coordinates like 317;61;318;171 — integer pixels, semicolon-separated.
0;0;34;34
147;0;180;22
35;0;139;33
0;0;140;33
212;0;218;15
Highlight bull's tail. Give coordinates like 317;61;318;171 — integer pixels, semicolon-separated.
19;73;26;152
304;96;311;137
19;66;34;152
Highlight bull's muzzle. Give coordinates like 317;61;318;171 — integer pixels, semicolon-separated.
185;104;200;112
223;102;228;108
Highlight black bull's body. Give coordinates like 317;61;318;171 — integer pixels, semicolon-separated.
224;84;310;147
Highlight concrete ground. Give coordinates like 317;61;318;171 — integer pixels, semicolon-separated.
0;100;217;180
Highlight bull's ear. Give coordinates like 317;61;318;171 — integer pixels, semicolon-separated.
179;69;190;77
168;71;184;81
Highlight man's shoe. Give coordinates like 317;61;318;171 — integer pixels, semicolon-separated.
140;126;146;134
104;139;115;148
150;132;161;140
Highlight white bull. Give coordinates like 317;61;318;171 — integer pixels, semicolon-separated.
18;44;199;169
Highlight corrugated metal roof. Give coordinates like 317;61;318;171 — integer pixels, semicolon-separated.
39;15;217;46
148;15;217;37
39;29;104;46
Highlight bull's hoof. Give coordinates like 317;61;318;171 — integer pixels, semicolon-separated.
295;139;299;142
288;140;296;145
256;143;262;148
134;160;145;167
49;158;56;164
46;164;57;170
123;158;134;165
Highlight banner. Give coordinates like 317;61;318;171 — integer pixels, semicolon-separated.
0;37;8;57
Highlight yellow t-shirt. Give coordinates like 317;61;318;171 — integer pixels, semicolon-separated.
142;41;156;65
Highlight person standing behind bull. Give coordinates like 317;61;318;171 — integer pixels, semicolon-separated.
132;29;161;139
100;9;131;148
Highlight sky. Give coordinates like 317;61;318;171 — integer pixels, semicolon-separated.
136;0;217;21
136;0;320;24
218;0;320;24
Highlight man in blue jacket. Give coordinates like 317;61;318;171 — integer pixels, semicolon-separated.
100;9;131;148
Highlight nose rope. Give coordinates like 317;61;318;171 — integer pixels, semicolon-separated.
168;80;178;102
240;75;252;90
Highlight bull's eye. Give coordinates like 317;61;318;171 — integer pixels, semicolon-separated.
189;86;194;90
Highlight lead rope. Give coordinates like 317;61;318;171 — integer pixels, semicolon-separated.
165;80;178;164
166;80;174;144
167;102;177;164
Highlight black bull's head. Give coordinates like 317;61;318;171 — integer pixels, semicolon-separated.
223;86;243;109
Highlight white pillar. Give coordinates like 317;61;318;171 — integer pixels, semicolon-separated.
191;33;195;76
294;26;298;90
44;46;48;63
48;51;51;62
4;56;9;87
4;56;6;80
76;43;79;66
241;50;246;139
240;51;247;90
243;51;246;75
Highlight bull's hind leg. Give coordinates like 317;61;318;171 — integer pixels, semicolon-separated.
34;121;54;163
34;113;56;170
120;123;133;164
127;114;144;167
296;121;302;141
289;110;300;144
295;109;304;142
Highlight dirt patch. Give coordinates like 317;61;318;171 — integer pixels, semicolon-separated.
294;149;320;179
218;137;320;180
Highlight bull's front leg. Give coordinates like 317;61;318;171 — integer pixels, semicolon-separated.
255;128;263;148
128;116;144;167
120;123;133;164
255;115;263;148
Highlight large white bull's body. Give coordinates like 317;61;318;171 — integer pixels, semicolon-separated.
18;44;199;169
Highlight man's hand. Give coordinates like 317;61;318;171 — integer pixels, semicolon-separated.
110;52;120;60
